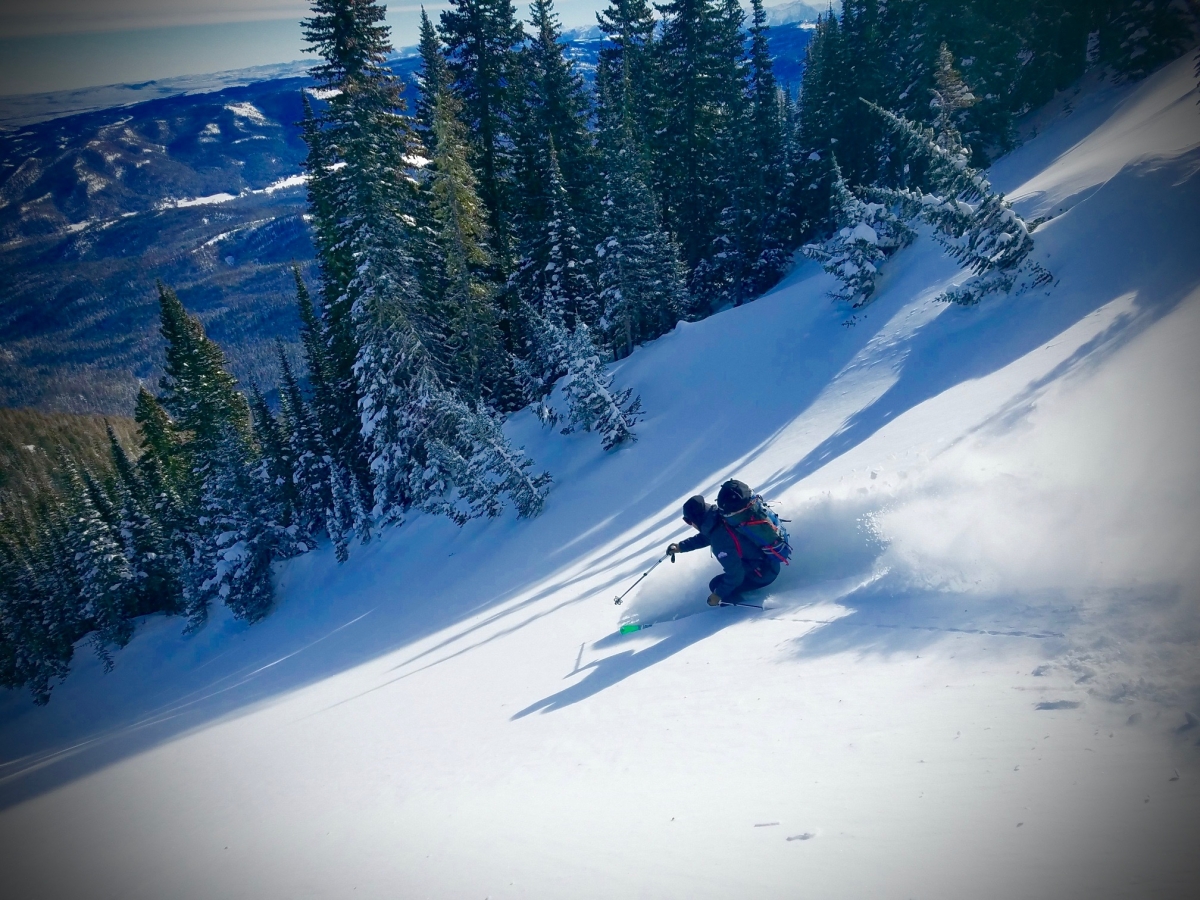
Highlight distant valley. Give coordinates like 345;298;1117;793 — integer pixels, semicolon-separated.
0;25;811;415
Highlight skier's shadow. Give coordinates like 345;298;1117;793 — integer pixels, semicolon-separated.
511;609;743;718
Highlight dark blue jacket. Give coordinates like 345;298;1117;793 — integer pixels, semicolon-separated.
677;503;779;600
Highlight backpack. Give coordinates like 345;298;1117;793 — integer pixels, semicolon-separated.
716;479;792;564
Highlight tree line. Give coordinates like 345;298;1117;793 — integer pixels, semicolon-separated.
3;0;1193;703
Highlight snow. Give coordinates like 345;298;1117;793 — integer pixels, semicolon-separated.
2;56;1200;899
224;102;269;125
158;192;238;209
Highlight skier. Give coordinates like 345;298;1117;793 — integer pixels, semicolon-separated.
667;488;782;607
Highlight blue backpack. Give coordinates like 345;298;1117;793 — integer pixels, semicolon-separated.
717;480;792;564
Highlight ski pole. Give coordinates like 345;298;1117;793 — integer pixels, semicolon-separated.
613;550;674;605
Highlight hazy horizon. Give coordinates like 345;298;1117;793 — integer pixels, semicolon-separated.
0;1;614;97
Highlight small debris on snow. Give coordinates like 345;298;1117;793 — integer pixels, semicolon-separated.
1036;700;1080;710
754;822;780;827
1169;769;1180;781
787;833;815;841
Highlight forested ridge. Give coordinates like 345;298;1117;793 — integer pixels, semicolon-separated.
2;0;1195;704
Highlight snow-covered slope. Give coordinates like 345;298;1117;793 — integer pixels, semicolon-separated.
2;55;1199;900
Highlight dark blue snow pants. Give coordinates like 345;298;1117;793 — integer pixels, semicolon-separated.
709;558;779;602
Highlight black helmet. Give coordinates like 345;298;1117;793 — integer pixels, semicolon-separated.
717;479;753;514
682;495;706;526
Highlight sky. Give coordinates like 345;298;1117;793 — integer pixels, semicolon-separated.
0;1;610;96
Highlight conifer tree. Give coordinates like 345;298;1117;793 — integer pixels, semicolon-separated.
865;101;1050;304
61;457;135;671
523;0;595;206
134;386;187;503
0;509;82;704
1099;0;1193;82
512;139;601;413
558;323;642;450
154;284;283;626
440;0;527;254
594;0;661;156
107;426;182;616
655;0;748;267
595;82;689;359
277;347;338;556
929;43;977;154
416;7;451;141
802;155;914;307
302;0;420;527
250;383;301;533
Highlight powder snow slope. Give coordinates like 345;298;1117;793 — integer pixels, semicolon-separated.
2;54;1199;900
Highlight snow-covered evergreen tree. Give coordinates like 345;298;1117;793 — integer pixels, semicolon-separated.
107;427;181;616
558;323;642;450
865;101;1050;305
929;43;977;154
0;507;82;704
61;457;135;671
440;0;527;254
595;77;689;358
191;425;278;625
277;348;336;556
427;84;514;408
803;155;915;307
513;139;598;408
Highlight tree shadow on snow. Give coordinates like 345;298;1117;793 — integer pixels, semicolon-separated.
1;152;1195;813
760;150;1200;499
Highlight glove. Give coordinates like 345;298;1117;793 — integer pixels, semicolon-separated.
667;543;681;556
707;593;722;607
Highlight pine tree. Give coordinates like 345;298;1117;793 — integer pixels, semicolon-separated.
250;383;302;536
0;509;82;704
191;424;278;625
595;83;689;359
440;0;527;255
865;101;1050;304
1100;0;1194;81
803;155;914;307
277;347;337;555
134;385;187;502
107;426;182;616
61;457;135;671
416;7;451;142
302;0;421;529
427;84;516;408
929;43;977;154
558;323;642;450
154;284;285;626
594;0;661;157
655;0;748;267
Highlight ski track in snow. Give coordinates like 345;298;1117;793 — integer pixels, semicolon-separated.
1;54;1199;900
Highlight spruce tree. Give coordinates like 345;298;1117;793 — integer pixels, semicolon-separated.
558;323;642;451
655;0;748;267
416;7;451;142
802;155;914;307
0;510;82;704
865;101;1051;304
440;0;527;255
427;84;515;407
595;82;689;359
107;426;182;616
277;347;338;556
302;0;420;528
61;457;135;671
594;0;661;157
